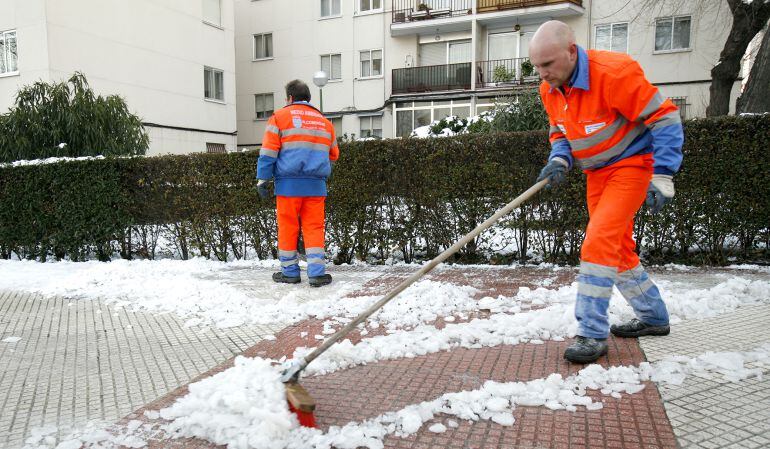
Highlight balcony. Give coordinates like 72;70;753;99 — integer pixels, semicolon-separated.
477;0;582;14
391;59;539;95
392;62;472;95
476;57;540;89
391;0;583;35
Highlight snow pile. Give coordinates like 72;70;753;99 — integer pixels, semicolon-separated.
2;155;107;168
661;276;770;323
23;420;152;449
160;356;298;449
152;345;770;449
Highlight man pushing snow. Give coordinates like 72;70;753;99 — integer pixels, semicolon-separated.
530;21;684;363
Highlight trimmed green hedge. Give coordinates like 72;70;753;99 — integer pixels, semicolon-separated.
1;115;768;265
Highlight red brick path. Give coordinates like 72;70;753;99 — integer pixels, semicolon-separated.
128;267;677;449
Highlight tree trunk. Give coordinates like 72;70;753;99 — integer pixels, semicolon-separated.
706;1;770;116
737;28;770;113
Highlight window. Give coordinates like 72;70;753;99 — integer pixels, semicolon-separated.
321;0;341;17
254;33;273;59
595;23;628;53
394;99;471;137
359;116;382;138
0;30;18;74
669;96;688;121
255;93;274;119
206;143;226;153
328;116;343;137
655;16;691;52
204;67;224;101
359;0;381;12
202;0;221;26
360;50;382;77
321;53;342;80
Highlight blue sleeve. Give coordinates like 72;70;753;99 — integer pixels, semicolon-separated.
256;151;277;180
650;123;684;175
549;138;574;169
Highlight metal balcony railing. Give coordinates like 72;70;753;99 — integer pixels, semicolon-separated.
476;57;540;88
392;62;472;94
392;0;473;24
477;0;582;13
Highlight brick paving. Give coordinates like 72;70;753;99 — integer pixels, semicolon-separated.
1;265;769;449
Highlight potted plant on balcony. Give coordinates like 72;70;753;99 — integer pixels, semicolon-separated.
492;65;514;84
521;59;535;78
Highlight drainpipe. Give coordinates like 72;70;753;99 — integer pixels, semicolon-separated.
471;1;478;92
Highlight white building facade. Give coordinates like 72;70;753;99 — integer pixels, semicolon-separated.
0;0;237;156
236;0;742;147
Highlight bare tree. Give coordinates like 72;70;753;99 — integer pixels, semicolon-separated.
737;28;770;113
706;0;770;116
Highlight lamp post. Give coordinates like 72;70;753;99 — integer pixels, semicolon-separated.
313;70;329;113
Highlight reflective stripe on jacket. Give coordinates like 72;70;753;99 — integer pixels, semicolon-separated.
540;46;684;175
256;101;340;197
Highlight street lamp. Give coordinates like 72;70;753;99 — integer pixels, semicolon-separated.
313;70;329;113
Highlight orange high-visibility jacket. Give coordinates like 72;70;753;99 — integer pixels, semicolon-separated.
540;46;684;175
256;101;339;197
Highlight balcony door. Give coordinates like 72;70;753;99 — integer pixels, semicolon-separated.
486;31;534;83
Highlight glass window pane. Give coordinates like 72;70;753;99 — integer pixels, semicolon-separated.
452;106;470;119
396;102;413;109
332;54;342;79
655;18;673;51
362;60;370;77
321;55;331;76
414;109;431;128
0;35;5;73
372;116;382;129
265;34;273;57
488;32;517;60
434;107;451;120
448;41;472;64
373;0;381;9
215;71;224;100
595;25;611;51
360;51;370;62
414;101;431;107
321;0;330;16
611;23;628;53
333;0;341;15
396;110;413;137
266;94;274;115
673;17;691;49
203;0;221;25
7;32;16;72
361;0;370;11
360;117;371;137
372;58;381;76
256;94;264;113
204;69;212;98
254;35;262;58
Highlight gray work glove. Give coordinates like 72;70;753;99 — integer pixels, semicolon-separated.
646;174;674;214
256;179;272;200
536;157;569;187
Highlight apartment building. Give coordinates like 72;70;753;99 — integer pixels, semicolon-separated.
236;0;742;146
0;0;237;156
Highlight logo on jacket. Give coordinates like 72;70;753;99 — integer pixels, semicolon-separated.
584;122;606;135
292;117;303;128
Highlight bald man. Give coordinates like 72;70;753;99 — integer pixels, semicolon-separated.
531;21;684;363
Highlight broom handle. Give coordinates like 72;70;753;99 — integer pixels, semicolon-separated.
301;179;549;368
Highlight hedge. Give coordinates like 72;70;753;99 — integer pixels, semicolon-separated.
1;115;768;265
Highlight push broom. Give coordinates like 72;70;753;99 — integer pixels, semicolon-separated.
281;179;550;427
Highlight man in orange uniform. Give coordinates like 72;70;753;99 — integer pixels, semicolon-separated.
256;80;339;287
531;21;684;363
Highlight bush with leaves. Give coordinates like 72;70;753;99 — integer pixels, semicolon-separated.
0;72;149;163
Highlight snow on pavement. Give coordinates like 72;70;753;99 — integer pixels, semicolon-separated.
28;344;770;449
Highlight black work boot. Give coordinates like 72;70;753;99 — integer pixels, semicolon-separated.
309;274;332;288
564;336;608;364
273;272;301;284
611;318;670;338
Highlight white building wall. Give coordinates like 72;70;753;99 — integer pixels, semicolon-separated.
1;0;237;156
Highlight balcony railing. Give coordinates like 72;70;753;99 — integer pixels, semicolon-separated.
476;57;540;88
392;0;473;24
477;0;582;13
392;62;472;94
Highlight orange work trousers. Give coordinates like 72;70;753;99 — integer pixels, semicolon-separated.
581;154;653;272
276;196;326;277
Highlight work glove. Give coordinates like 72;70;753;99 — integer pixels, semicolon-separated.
256;179;272;200
646;174;674;214
536;157;569;187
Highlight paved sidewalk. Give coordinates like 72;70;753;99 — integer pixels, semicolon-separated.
1;265;768;449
